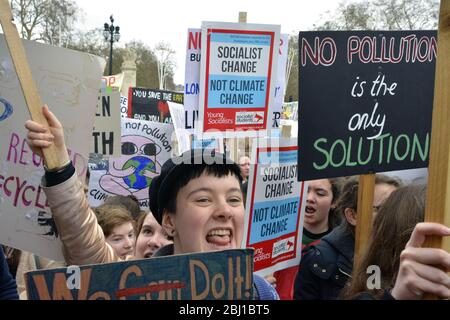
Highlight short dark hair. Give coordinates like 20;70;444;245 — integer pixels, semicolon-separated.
164;164;243;215
149;150;242;224
327;177;344;230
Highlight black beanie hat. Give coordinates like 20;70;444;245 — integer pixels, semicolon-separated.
148;149;242;225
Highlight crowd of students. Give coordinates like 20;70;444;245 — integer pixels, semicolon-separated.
0;105;449;300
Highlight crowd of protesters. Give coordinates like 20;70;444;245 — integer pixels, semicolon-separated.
0;105;449;300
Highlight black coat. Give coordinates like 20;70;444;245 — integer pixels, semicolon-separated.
0;247;18;300
294;223;355;300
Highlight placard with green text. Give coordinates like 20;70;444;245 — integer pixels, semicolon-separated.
298;31;436;180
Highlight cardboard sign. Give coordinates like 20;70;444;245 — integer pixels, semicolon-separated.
184;28;202;133
242;139;306;275
88;118;174;209
127;87;183;123
120;95;128;117
272;34;289;129
198;22;280;137
298;31;436;181
186;28;286;133
167;101;192;155
25;249;254;300
91;90;121;157
0;35;104;260
191;136;224;153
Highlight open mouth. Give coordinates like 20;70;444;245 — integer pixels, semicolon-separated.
305;206;316;214
206;229;232;246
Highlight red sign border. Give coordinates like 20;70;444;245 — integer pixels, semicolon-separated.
246;145;305;271
203;28;275;132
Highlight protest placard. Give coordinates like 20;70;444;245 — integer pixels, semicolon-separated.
25;249;254;300
127;87;183;123
0;35;104;260
185;28;286;132
120;95;128;117
88;118;174;209
298;31;436;181
272;34;289;129
101;73;124;92
191;136;224;153
198;22;280;138
184;28;201;133
168;101;192;155
242;139;306;275
91;89;121;157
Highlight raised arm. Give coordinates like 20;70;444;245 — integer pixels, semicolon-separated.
25;105;69;168
25;105;119;265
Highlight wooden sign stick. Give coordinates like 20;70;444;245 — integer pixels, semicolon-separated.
353;173;375;268
0;0;60;169
422;0;450;300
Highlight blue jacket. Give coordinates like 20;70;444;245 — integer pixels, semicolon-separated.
294;223;354;300
154;244;279;300
0;247;19;300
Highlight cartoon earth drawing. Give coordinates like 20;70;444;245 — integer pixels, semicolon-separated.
122;156;156;189
99;135;162;200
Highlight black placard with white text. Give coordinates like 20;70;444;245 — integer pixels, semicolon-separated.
127;87;183;123
298;31;436;180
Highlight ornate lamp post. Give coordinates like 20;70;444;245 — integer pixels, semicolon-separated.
103;15;120;75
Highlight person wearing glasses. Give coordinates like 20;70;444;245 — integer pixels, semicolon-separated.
294;174;400;300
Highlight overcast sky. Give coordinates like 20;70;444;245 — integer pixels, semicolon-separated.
74;0;342;84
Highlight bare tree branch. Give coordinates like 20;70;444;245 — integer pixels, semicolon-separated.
154;41;176;90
